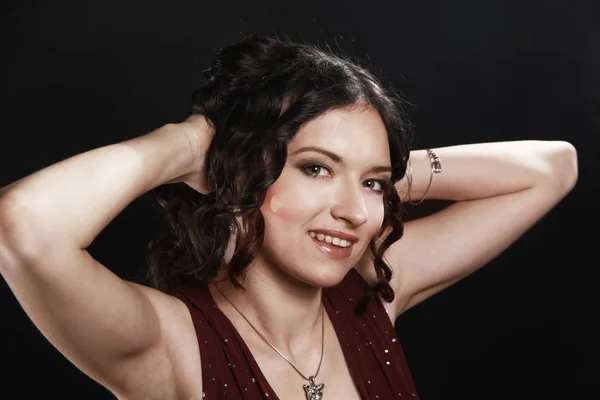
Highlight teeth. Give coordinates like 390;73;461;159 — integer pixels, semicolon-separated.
308;231;353;248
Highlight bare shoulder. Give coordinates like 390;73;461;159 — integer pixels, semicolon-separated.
111;283;203;400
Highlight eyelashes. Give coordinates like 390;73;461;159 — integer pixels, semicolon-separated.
299;163;389;194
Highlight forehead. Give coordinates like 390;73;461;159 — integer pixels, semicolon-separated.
288;105;391;162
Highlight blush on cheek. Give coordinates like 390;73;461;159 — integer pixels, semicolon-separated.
269;194;284;213
267;194;301;222
263;188;305;225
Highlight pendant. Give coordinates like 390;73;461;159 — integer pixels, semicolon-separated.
303;376;325;400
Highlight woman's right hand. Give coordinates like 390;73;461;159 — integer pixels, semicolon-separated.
172;114;216;194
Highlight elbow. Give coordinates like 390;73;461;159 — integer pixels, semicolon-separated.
0;191;47;269
0;190;23;247
541;140;579;196
0;194;22;273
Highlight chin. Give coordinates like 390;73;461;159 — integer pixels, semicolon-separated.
295;265;354;289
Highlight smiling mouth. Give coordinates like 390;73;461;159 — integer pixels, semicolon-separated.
308;234;354;260
308;231;354;248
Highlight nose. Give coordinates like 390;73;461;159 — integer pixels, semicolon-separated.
330;178;368;227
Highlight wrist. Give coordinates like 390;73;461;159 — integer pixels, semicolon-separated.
140;123;200;186
396;149;442;204
395;149;428;200
180;115;213;175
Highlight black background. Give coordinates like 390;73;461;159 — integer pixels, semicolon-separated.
1;0;598;399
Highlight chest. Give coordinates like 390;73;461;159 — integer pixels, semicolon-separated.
201;302;400;399
250;324;362;400
170;279;415;399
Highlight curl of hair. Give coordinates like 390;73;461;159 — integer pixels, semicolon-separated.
145;35;413;310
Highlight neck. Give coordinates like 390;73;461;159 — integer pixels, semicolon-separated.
209;259;324;357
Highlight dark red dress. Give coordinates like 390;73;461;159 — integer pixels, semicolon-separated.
168;268;420;399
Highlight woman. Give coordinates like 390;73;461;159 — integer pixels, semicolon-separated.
0;36;577;399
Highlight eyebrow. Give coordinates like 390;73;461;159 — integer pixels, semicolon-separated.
290;146;392;174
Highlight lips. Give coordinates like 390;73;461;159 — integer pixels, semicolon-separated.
309;233;353;260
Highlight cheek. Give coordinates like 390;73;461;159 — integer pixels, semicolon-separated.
368;204;386;235
261;180;313;229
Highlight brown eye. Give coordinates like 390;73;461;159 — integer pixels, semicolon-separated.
364;179;388;193
301;164;330;178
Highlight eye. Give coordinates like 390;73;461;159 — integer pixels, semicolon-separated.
302;164;330;178
301;164;389;194
364;179;389;194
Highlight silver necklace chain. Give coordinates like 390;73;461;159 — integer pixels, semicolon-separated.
213;283;325;382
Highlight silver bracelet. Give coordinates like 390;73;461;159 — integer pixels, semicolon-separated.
408;149;442;205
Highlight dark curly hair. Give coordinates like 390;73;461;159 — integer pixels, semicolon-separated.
145;35;413;308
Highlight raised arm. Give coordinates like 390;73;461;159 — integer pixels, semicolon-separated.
0;116;212;398
357;140;578;318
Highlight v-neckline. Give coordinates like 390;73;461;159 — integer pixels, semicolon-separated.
204;283;368;400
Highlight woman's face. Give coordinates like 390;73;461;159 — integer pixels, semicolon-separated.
257;104;392;288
